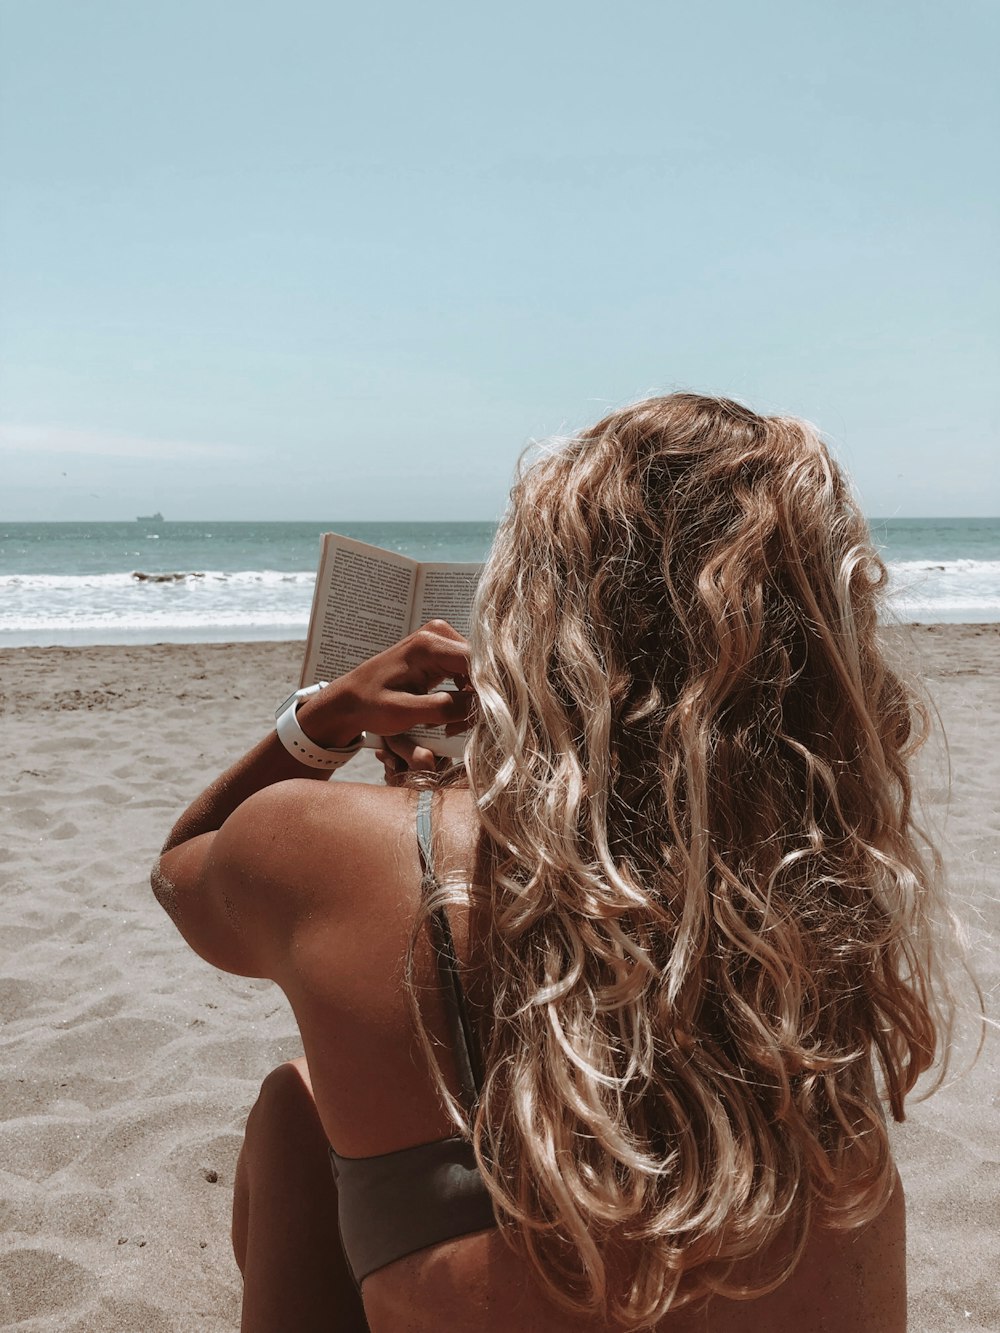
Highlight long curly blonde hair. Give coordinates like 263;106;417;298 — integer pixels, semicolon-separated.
411;393;956;1327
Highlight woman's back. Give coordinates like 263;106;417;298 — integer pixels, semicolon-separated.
277;780;907;1333
364;1193;906;1333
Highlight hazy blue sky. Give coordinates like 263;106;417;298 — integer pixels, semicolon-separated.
1;0;997;520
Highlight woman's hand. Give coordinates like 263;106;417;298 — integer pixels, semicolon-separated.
156;618;474;870
296;619;474;751
375;735;450;786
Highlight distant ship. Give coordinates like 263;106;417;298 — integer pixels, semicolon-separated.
137;512;164;523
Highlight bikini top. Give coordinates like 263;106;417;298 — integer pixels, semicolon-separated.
327;789;495;1286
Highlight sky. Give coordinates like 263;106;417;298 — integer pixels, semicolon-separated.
1;0;997;521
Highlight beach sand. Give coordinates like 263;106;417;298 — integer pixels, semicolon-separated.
0;627;997;1332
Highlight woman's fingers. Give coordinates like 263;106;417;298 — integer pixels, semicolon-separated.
301;621;474;753
324;621;473;742
384;734;439;772
384;686;473;732
374;748;407;787
404;623;471;684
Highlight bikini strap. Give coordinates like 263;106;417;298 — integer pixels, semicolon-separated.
415;790;483;1109
416;788;436;878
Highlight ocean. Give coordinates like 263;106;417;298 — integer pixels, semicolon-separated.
1;518;998;647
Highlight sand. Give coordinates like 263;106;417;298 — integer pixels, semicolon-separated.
0;627;997;1332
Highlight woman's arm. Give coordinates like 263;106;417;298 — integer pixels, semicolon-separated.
150;621;471;976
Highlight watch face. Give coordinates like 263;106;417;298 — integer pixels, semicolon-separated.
276;690;300;720
276;682;327;720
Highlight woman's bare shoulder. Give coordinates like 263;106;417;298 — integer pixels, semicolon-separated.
233;778;414;890
235;779;476;925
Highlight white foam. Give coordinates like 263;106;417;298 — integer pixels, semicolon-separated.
889;558;1000;575
2;560;998;646
0;569;316;590
886;559;1000;617
0;569;319;643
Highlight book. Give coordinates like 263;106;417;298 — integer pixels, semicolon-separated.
299;532;483;760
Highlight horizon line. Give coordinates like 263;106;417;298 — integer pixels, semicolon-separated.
2;514;1000;525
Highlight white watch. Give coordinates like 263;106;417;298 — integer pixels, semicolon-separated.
275;683;362;770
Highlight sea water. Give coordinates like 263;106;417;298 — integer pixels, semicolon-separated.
0;518;997;647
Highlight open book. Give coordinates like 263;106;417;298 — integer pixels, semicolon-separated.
299;532;483;759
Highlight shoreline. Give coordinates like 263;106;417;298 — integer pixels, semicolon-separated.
0;627;997;1331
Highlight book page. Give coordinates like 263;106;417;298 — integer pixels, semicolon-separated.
301;534;417;687
403;562;482;756
410;563;482;637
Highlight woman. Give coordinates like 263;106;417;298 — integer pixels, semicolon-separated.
153;394;952;1332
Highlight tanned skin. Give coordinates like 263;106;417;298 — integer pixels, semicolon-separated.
153;621;906;1333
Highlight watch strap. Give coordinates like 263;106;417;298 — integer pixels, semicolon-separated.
275;685;362;770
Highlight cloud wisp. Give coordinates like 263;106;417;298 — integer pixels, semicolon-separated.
0;424;250;461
